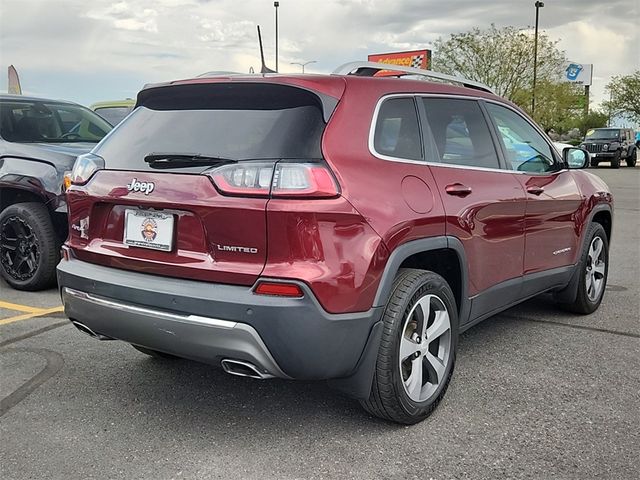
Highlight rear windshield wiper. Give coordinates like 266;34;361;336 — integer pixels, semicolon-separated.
144;153;237;169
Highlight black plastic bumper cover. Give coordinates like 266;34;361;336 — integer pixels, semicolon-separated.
57;257;382;384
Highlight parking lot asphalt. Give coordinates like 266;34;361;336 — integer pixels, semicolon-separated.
1;167;639;480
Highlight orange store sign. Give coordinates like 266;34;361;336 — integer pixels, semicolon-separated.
367;49;432;73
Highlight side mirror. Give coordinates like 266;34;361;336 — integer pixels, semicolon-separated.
563;147;589;169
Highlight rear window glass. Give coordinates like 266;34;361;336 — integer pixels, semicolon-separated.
94;83;327;171
0;100;112;143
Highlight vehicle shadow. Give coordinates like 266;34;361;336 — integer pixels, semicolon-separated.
90;299;564;436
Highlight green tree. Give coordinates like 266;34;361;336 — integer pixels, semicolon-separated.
513;80;584;132
432;24;566;103
573;110;609;136
603;71;640;124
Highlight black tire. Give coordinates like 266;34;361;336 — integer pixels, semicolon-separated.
590;159;599;168
611;150;621;169
0;202;59;291
626;148;637;168
563;223;609;314
360;268;458;424
131;344;178;359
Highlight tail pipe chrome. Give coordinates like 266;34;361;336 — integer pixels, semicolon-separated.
71;320;113;341
221;359;274;379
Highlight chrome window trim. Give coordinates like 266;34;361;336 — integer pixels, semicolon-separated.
368;93;567;175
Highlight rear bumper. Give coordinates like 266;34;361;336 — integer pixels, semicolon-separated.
57;257;382;380
62;287;289;378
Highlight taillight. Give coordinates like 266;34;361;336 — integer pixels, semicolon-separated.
254;281;304;297
205;161;339;199
70;153;105;185
207;162;274;196
272;163;338;198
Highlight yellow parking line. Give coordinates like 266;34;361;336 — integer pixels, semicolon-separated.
0;300;46;314
0;306;64;326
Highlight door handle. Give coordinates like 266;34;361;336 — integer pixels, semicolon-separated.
526;186;545;196
445;183;472;197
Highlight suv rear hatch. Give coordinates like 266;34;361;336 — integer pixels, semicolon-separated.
66;81;342;285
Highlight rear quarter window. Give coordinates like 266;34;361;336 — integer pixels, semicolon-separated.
372;97;423;161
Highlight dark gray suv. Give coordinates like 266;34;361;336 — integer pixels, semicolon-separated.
0;95;112;290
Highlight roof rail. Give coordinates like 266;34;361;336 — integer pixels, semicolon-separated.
196;71;245;78
332;61;495;94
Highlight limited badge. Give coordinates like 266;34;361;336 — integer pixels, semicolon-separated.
141;218;158;242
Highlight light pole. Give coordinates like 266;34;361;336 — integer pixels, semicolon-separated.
274;1;279;72
531;1;544;116
290;60;317;73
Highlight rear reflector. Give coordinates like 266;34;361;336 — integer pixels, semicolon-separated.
205;161;338;199
254;282;304;297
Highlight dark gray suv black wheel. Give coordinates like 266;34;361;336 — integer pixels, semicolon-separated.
0;202;59;291
611;151;621;169
626;148;637;168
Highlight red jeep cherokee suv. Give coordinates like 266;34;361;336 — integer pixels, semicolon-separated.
58;62;613;424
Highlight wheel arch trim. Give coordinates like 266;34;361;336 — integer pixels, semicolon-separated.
331;236;470;400
372;236;471;323
0;157;60;210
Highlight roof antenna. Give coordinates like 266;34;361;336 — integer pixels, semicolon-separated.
257;25;276;73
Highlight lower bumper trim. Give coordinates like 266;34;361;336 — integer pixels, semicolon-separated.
61;287;290;379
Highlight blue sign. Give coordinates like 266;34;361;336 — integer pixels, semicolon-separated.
565;63;583;81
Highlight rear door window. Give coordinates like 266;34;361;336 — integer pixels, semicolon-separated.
421;98;500;169
373;97;423;161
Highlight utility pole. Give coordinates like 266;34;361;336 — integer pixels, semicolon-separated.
274;2;279;72
584;84;590;116
531;1;544;116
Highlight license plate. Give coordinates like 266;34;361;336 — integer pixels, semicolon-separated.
124;209;174;251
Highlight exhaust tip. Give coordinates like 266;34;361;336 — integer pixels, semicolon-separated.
71;321;113;340
221;359;273;379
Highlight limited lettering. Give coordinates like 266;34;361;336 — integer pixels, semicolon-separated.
216;245;258;254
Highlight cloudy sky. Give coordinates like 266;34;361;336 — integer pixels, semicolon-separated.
0;0;638;109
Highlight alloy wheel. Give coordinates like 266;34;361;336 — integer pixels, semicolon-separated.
1;216;40;281
585;236;606;302
399;294;452;402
